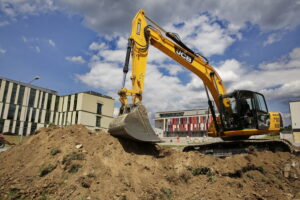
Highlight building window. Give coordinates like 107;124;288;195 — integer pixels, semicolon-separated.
0;119;4;133
23;121;28;136
15;121;20;135
7;104;16;120
40;92;46;109
17;105;22;121
25;108;31;121
30;123;37;135
54;96;59;111
45;110;50;124
9;120;14;133
10;83;18;104
67;96;71;111
65;112;68;125
46;94;52;110
38;109;42;123
96;116;101;127
75;111;78;124
28;88;36;107
2;81;9;103
73;94;77;111
17;85;25;105
97;103;102;115
31;108;36;122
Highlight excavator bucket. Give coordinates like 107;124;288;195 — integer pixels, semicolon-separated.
108;103;161;143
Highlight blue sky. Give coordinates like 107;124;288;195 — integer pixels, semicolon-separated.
1;0;300;125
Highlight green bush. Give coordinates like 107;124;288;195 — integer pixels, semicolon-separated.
39;164;56;177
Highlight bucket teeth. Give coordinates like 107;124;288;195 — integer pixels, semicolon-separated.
108;104;161;143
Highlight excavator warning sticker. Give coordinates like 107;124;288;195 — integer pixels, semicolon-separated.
175;47;194;63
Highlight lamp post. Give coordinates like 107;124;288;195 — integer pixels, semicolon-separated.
20;76;40;142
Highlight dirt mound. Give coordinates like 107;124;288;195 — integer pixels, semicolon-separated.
0;125;299;200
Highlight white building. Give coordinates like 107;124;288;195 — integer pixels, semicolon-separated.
0;77;114;135
290;100;300;143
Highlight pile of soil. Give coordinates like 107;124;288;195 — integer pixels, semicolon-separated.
0;125;299;200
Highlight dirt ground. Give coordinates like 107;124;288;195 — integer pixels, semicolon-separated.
0;125;299;200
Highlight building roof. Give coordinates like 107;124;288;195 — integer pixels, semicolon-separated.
0;76;114;100
156;108;208;114
82;91;114;100
59;90;114;100
289;100;300;103
0;76;57;94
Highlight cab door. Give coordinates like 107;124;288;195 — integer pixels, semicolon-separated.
253;93;270;130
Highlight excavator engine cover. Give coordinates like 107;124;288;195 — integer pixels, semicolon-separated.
108;103;161;143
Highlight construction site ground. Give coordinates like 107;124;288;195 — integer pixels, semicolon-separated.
0;125;300;200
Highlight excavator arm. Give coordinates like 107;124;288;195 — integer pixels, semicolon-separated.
119;10;226;110
109;10;282;143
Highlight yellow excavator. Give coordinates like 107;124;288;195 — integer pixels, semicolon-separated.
109;10;296;155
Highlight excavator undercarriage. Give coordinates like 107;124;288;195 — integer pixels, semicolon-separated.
183;139;299;157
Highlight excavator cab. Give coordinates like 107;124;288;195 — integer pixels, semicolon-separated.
220;90;271;132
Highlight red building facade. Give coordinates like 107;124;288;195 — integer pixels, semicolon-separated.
155;109;214;137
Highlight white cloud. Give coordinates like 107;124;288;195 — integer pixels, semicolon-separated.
0;21;9;27
89;42;108;51
0;48;6;54
77;61;123;91
35;46;40;53
77;34;300;125
2;0;300;36
165;14;239;56
259;47;300;70
65;56;86;64
263;33;284;46
262;80;300;101
0;0;57;18
48;39;56;47
57;0;300;35
22;36;27;43
215;59;244;83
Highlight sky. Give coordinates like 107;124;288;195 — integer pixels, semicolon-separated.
1;0;300;125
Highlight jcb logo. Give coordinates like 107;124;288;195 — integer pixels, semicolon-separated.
175;47;194;63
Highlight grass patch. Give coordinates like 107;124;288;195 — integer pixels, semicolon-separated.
61;173;69;181
68;164;82;173
7;188;23;200
187;166;212;176
187;166;216;182
39;164;56;177
222;164;266;178
160;188;173;199
62;152;84;165
87;173;96;178
50;148;61;156
38;194;48;200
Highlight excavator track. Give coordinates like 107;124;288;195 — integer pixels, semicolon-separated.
183;139;300;157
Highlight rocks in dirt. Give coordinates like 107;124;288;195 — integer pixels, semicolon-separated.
76;144;83;149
